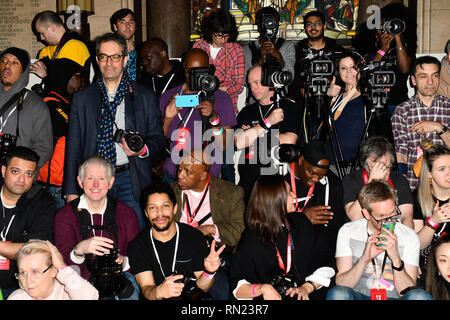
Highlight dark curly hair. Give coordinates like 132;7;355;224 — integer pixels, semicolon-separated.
200;9;239;43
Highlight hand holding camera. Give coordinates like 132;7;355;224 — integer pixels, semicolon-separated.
266;108;284;127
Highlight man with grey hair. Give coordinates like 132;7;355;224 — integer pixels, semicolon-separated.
54;155;140;299
63;32;166;230
327;180;430;300
342;136;413;228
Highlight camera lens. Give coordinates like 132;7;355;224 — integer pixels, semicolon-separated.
383;19;405;35
200;74;219;92
271;70;292;87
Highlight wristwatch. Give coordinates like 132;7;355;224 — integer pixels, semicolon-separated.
437;125;448;136
392;259;404;271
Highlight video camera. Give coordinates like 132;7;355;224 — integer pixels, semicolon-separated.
360;60;396;107
85;248;135;300
173;271;213;300
380;18;405;35
189;65;220;101
299;49;337;96
257;12;279;42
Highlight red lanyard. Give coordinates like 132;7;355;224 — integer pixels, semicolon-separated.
290;162;315;213
184;175;210;225
362;170;395;190
275;222;293;276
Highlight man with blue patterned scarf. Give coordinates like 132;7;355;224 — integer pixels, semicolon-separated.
63;32;166;230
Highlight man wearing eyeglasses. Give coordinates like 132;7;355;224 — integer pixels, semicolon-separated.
63;32;166;230
326;180;431;300
290;10;345;103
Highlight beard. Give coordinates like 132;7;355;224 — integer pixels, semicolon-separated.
151;215;174;232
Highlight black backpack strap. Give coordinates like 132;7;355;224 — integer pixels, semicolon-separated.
274;37;285;51
0;88;27;120
69;197;119;243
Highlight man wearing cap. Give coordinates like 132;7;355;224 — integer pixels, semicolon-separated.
284;140;347;251
0;47;53;169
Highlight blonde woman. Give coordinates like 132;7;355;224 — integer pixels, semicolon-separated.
413;142;450;274
7;240;98;300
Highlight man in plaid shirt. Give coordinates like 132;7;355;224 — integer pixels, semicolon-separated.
392;56;450;190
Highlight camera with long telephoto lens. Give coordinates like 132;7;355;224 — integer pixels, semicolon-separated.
85;248;135;300
261;58;292;89
381;18;405;35
189;65;220;96
0;133;17;166
173;271;213;301
258;12;279;42
113;129;145;152
270;273;300;300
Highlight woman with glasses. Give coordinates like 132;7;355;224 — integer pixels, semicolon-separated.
412;142;450;275
7;240;98;300
192;9;244;114
230;174;335;300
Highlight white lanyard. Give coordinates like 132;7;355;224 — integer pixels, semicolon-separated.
0;106;17;132
150;223;179;278
153;73;175;96
259;103;275;121
1;205;15;241
415;98;439;138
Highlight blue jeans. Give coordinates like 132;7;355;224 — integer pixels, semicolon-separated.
108;170;147;230
116;272;140;300
326;285;433;300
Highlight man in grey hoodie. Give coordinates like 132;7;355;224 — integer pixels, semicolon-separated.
0;47;53;170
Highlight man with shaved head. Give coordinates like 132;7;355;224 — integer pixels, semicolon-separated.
159;48;237;182
139;37;184;97
169;149;245;299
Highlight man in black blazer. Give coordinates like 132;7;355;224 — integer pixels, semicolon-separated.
63;33;165;230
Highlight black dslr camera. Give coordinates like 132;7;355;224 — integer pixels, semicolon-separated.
189;66;220;95
277;143;301;163
270;273;300;300
173;271;213;301
261;59;292;89
113;129;145;152
381;18;405;35
85;248;135;300
0;133;17;166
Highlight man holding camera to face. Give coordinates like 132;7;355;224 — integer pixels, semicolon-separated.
63;32;166;230
243;6;295;103
326;180;431;300
159;48;237;182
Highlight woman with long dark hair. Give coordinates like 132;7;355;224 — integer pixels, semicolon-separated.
325;51;366;174
230;174;335;300
425;233;450;300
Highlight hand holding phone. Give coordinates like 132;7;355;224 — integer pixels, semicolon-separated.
175;94;199;108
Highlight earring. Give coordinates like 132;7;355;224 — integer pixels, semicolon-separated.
429;177;432;185
438;270;441;277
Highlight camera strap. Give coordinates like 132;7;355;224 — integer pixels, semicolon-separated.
0;88;26;132
182;175;211;226
290;162;315;213
330;87;358;121
150;222;180;278
362;169;395;190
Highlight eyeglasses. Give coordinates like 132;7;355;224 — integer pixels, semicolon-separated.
213;33;230;39
15;264;53;280
368;206;401;224
305;21;323;29
97;54;124;62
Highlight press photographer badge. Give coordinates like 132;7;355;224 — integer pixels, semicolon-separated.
175;128;190;151
0;241;11;270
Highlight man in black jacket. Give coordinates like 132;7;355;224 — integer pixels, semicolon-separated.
0;147;56;298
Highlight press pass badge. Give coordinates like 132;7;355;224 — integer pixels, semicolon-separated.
0;241;11;270
370;288;387;300
175;128;190;151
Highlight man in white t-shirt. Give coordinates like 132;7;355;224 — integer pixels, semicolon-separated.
326;180;432;300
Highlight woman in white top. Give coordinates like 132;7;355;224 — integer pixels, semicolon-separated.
8;240;98;300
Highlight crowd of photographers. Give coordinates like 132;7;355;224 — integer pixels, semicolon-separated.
0;3;449;301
